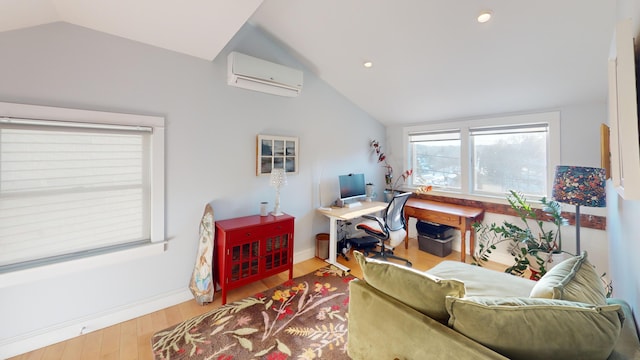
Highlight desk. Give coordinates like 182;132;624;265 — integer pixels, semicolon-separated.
317;201;388;271
403;198;484;263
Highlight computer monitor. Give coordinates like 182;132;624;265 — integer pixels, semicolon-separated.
338;173;366;204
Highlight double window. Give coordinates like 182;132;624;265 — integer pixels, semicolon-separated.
405;112;560;199
0;103;165;270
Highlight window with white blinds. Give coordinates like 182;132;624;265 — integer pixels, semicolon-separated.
0;103;165;270
404;111;560;199
471;124;549;196
408;130;462;190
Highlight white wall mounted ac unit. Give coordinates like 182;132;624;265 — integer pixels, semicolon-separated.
227;51;303;97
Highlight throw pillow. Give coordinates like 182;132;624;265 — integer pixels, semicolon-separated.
446;296;623;360
353;251;465;323
529;251;607;305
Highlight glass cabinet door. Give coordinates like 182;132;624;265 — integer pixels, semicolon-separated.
264;234;289;272
230;239;260;282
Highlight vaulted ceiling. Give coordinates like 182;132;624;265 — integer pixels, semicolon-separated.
0;0;618;125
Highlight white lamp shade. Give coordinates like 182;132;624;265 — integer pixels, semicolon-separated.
270;168;288;187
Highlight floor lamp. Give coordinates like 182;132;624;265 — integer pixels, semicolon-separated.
270;168;288;216
552;166;606;254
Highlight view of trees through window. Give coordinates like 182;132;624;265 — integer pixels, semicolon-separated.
472;129;547;196
411;139;461;189
409;123;549;197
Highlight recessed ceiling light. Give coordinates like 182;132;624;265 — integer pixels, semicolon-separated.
363;61;373;68
477;11;492;23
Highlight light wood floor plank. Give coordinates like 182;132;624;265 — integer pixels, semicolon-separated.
40;341;65;360
60;334;85;360
22;347;45;360
80;330;103;359
11;238;510;359
99;324;121;359
118;319;138;360
136;314;154;338
163;305;184;327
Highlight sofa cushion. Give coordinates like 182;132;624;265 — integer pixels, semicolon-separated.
354;251;465;323
445;296;623;360
426;260;535;297
529;251;607;305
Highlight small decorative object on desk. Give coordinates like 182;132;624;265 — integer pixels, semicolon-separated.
270;168;288;216
365;182;376;201
415;185;433;195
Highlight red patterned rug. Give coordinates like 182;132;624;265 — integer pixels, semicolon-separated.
152;266;355;360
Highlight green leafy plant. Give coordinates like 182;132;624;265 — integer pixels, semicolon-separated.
472;190;568;279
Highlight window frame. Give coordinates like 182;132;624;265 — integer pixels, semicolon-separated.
408;129;462;190
403;111;560;200
0;101;165;281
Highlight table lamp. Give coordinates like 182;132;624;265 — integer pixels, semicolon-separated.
552;166;606;253
270;168;288;216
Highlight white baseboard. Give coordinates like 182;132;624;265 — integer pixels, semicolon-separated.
293;247;315;264
0;287;192;359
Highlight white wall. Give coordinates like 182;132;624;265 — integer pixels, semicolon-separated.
0;22;386;355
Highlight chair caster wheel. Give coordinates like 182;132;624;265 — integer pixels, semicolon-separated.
406;261;412;267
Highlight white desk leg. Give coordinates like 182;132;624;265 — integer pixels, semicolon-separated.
326;217;350;272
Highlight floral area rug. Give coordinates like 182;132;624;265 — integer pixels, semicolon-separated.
152;266;355;360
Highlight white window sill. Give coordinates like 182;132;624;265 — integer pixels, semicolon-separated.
0;241;166;289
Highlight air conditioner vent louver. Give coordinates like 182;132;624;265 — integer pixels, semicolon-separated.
227;52;303;97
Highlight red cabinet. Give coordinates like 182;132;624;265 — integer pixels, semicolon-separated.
214;213;294;304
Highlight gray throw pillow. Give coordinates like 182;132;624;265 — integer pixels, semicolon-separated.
446;296;623;360
529;251;607;305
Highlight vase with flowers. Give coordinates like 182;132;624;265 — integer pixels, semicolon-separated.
370;140;413;201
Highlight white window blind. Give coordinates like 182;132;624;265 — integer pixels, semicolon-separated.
0;119;155;268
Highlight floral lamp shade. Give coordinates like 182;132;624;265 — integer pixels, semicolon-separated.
552;166;606;208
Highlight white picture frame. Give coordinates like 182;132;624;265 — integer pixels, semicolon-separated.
256;134;299;175
608;19;640;200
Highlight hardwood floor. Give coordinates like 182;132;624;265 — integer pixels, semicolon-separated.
10;238;507;360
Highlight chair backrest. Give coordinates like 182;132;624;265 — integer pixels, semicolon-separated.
384;192;412;232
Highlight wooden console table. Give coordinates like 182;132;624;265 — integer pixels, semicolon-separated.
403;198;484;263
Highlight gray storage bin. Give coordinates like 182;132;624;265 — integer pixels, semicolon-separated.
418;234;453;257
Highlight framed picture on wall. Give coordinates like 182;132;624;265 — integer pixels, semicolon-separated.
257;134;299;175
608;19;640;200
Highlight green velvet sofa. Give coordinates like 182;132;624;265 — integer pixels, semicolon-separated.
348;251;640;360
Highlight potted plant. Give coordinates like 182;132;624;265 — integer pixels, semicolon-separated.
472;190;568;280
370;140;414;201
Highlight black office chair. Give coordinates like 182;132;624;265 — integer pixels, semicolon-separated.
355;192;412;267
